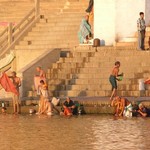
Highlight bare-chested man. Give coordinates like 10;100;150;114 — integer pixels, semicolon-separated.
111;96;132;117
36;66;46;79
109;61;123;100
9;71;21;114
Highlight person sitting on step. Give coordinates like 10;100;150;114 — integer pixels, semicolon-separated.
61;97;76;116
78;15;92;44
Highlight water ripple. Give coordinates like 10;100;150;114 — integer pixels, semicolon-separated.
0;115;150;150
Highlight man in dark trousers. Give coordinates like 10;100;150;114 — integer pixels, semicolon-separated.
137;12;146;50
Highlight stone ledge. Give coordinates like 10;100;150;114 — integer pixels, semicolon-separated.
1;97;150;114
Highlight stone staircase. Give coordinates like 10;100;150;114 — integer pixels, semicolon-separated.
12;0;88;70
1;0;150;99
0;0;88;99
27;45;150;98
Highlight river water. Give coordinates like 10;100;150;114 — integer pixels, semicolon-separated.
0;114;150;150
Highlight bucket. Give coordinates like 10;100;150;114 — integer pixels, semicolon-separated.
138;79;145;91
93;38;100;47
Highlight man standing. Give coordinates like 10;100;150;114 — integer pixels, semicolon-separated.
137;12;146;50
9;71;21;114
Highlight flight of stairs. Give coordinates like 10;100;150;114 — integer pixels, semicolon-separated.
1;0;150;99
0;0;88;99
13;0;89;70
27;44;150;98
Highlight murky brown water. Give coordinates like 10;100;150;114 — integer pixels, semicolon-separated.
0;114;150;150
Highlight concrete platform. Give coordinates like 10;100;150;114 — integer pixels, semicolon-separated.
1;96;150;114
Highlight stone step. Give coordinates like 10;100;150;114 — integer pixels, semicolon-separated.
47;67;150;75
35;22;80;27
19;39;78;45
116;42;137;47
27;29;79;36
15;42;78;49
56;90;147;97
35;22;81;28
48;84;142;91
47;69;140;78
47;77;138;85
23;35;78;40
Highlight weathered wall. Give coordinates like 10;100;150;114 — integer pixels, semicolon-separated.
19;49;61;97
15;49;49;71
94;0;150;45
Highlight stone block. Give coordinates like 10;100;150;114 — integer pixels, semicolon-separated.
67;91;77;97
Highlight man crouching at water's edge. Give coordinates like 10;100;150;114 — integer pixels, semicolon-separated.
111;96;132;117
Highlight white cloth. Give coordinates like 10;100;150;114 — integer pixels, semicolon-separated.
51;97;60;106
123;103;132;117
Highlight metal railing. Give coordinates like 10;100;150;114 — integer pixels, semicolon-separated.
0;0;40;57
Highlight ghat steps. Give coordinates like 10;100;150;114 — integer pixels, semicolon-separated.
0;0;150;99
0;0;88;42
27;45;150;98
0;0;88;98
12;0;88;70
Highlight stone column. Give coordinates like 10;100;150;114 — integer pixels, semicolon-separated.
94;0;116;46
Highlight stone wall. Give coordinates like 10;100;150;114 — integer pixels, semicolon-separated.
19;48;61;98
